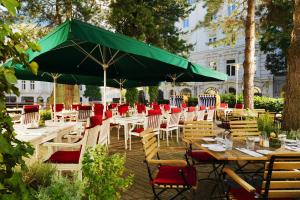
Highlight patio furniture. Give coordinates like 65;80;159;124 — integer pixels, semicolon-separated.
105;110;120;142
78;105;92;122
93;103;104;116
229;120;261;139
51;103;65;121
160;107;181;146
195;110;205;121
21;105;40;125
136;103;146;114
71;104;81;111
183;121;223;178
141;130;197;199
206;109;215;121
223;152;300;199
44;121;100;179
129;109;162;150
98;118;110;148
118;104;129;116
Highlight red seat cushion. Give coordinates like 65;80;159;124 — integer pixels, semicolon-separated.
188;151;216;162
188;107;196;112
47;151;80;164
160;123;167;128
89;115;103;128
132;127;144;134
171;107;181;113
148;109;162;116
153;166;197;186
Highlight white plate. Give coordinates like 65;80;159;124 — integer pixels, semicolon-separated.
208;146;226;152
201;137;215;142
256;150;273;155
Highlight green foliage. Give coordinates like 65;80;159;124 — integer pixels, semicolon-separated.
125;88;138;107
258;0;293;75
83;85;102;101
39;110;51;121
36;176;83;200
22;162;56;191
0;0;40;198
157;99;169;105
82;145;133;200
108;0;193;55
257;113;276;136
148;86;159;103
187;97;198;106
220;94;283;112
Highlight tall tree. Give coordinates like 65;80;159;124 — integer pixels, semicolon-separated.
283;0;300;130
107;0;193;55
258;0;293;75
199;0;256;109
149;86;159;103
84;85;102;101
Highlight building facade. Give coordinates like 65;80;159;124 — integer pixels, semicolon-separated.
161;1;281;100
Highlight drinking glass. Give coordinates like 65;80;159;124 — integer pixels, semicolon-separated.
224;134;233;150
246;137;255;150
296;134;300;148
216;132;224;146
278;132;287;148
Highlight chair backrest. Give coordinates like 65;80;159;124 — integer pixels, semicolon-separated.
235;103;244;109
146;109;162;132
185;109;195;121
181;103;187;109
183;121;214;140
137;103;146;114
22;105;40;125
199;106;206;110
78;105;92;121
163;104;170;112
93;103;104;116
229;120;261;139
79;124;100;163
261;153;300;199
51;104;64;112
98;118;110;146
71;104;81;111
118;104;129;116
152;104;160;110
165;108;181;128
195;110;205;121
105;110;113;119
206;109;215;121
141;130;158;163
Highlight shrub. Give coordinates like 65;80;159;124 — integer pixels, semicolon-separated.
40;110;51;121
125;88;138;107
187;97;198;106
149;86;159;103
82;145;133;200
157;99;169;105
36;176;83;200
257;113;276;136
22;162;56;191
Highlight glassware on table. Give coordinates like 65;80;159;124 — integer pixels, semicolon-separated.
278;132;287;148
246;137;255;150
224;134;233;150
296;134;300;148
215;132;224;146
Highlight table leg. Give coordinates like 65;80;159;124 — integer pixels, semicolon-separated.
124;124;128;150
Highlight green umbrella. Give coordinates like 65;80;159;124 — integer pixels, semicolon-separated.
24;19;226;109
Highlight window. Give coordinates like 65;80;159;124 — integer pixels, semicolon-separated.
227;4;236;16
21;80;26;90
226;59;236;76
208;34;217;44
80;85;82;91
30;81;35;90
6;96;16;103
21;96;34;103
229;87;236;94
183;19;189;28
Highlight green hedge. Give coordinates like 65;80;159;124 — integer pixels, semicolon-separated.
188;97;198;107
220;94;283;112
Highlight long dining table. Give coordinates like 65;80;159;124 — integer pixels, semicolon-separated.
14;121;83;158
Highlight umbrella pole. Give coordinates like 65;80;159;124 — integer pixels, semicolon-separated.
51;73;61;122
103;68;107;111
119;80;122;105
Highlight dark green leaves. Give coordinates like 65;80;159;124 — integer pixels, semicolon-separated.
0;0;19;16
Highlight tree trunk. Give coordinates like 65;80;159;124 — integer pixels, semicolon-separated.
283;0;300;130
243;0;256;109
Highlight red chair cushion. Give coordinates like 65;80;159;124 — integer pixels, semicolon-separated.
153;104;160;110
93;103;104;116
188;107;196;112
148;109;162;116
182;103;187;109
89;115;103;128
209;106;215;110
118;105;129;115
108;103;117;109
235;103;244;109
51;104;64;112
24;105;39;113
79;105;92;110
188;151;216;162
199;106;206;110
160;123;167;128
153;166;197;186
105;110;113;119
137;104;146;113
71;104;80;111
163;104;170;111
220;103;228;108
132;127;144;135
47;151;80;164
171;107;181;113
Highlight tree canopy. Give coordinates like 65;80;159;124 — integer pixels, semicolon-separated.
84;85;102;101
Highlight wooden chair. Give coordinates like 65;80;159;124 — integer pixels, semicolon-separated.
78;105;92;122
98;118;110;148
183;121;223;178
141;130;197;199
44;120;100;179
223;152;300;199
229;120;261;139
21;105;40;125
160;107;181;146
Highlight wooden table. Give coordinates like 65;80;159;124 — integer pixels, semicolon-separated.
14;121;82;158
191;138;292;161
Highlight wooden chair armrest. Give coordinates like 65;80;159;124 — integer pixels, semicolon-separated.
63;135;82;139
43;142;82;148
148;159;187;166
182;138;192;144
223;167;256;193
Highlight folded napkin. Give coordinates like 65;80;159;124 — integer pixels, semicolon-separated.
201;137;216;142
235;148;264;157
285;145;300;152
202;144;219;148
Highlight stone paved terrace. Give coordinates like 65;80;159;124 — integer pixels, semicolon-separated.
109;122;226;200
